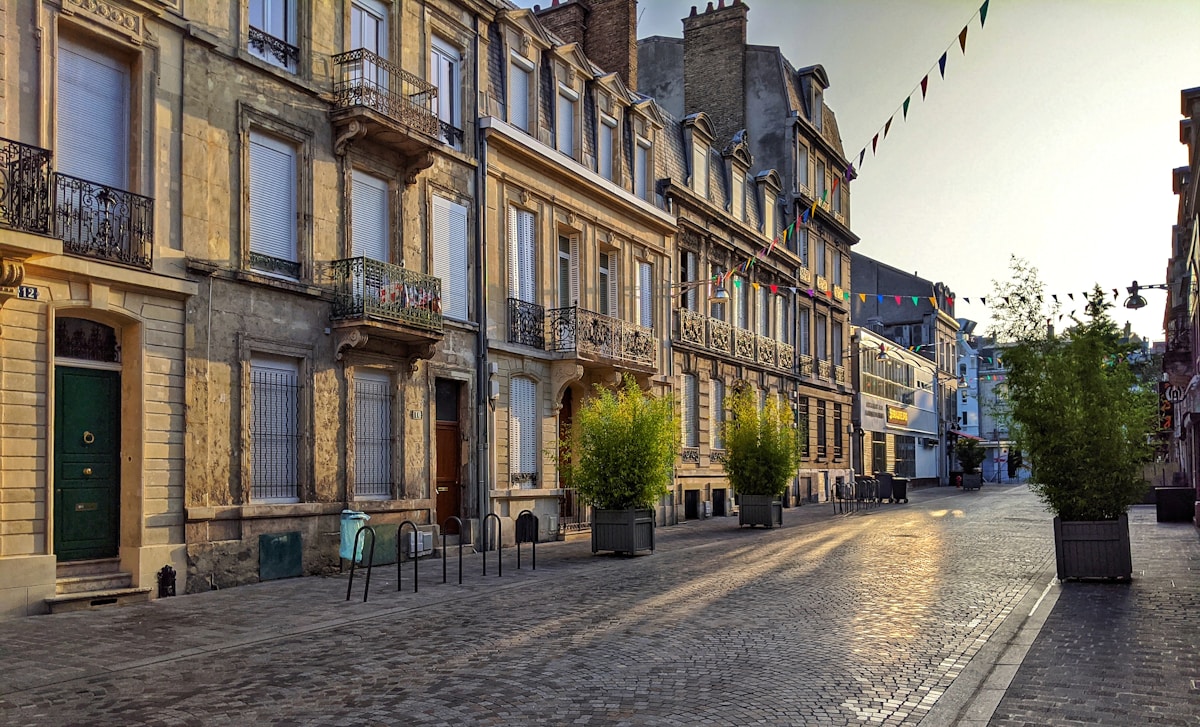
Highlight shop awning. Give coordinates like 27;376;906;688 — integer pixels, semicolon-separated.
949;430;984;441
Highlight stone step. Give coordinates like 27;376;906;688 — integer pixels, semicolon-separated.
56;557;121;579
45;587;152;614
56;572;133;595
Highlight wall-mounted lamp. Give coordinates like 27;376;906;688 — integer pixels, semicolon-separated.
708;284;730;303
1123;280;1168;310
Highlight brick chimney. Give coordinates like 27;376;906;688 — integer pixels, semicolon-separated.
682;0;748;141
584;0;639;92
534;0;589;47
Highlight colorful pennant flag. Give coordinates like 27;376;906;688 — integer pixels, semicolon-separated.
903;97;911;119
921;75;929;99
980;0;989;27
959;26;968;53
938;52;947;78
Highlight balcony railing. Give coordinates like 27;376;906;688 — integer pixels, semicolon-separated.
438;120;464;147
54;173;153;269
332;49;440;138
547;306;655;367
833;284;846;303
797;353;813;377
777;342;795;372
756;334;777;367
1;137;52;235
674;309;793;371
797;266;812;286
709;449;728;464
678;308;706;346
681;447;700;464
816;275;829;293
708;318;732;354
507;297;545;349
733;327;756;361
248;26;299;70
818;359;832;380
329;257;442;332
834;364;848;386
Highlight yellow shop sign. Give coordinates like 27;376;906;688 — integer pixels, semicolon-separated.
886;406;909;426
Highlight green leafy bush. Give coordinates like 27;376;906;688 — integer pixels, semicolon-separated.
560;376;678;511
1003;288;1156;520
954;439;986;475
722;384;799;497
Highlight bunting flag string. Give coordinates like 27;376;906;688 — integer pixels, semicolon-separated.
848;0;990;176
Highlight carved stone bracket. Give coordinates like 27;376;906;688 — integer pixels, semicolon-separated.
550;360;584;406
334;328;368;360
334;120;368;156
0;258;28;336
404;152;435;185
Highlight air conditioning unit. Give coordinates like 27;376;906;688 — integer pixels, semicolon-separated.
405;530;434;558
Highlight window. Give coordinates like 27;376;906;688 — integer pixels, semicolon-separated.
815;313;827;361
250;355;302;503
894;435;916;477
872;432;887;474
556;84;578;156
598;250;618;317
812;89;823;132
509;376;538;484
798;307;811;356
557;234;579;307
816;160;826;203
776;295;789;343
354;370;392;499
57;40;129;190
834;404;843;460
832;181;843;215
636;261;654;328
680;250;698;311
432;195;469;321
796;142;809;191
796;228;809;266
710;265;726;321
681;374;699;448
735;277;749;330
249;131;299;278
831;252;842;287
634;136;651;200
799;397;810;458
350;0;385;56
763;194;775;236
732;170;745;221
832;322;843;365
816;400;827;459
691;139;708;198
758;287;770;336
351;170;388;261
248;0;299;72
509;54;533;132
711;379;726;450
431;37;461;146
507;206;535;303
815;239;826;279
598;115;617;181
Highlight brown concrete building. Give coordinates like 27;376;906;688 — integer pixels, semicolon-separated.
640;0;858;500
179;0;499;591
0;0;199;617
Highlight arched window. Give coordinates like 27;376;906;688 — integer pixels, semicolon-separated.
55;318;120;363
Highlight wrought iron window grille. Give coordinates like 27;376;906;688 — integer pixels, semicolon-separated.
248;26;299;69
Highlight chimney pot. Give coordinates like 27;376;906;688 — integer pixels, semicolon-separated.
706;2;715;12
690;6;698;16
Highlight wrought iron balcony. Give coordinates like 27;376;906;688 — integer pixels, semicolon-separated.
329;257;442;332
546;306;656;368
507;297;545;349
332;49;441;158
54;173;153;269
439;120;464;148
1;137;52;235
248;26;299;70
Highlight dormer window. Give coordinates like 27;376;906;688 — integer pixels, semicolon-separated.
599;113;617;181
732;169;745;221
692;140;709;198
634;135;651;199
509;53;534;132
763;197;775;237
796;142;810;191
812;88;824;132
556;83;578;157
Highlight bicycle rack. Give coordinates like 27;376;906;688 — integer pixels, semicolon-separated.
481;513;501;577
397;519;419;593
516;510;537;570
441;515;464;585
345;525;377;602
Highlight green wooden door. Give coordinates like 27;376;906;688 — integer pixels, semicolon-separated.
54;366;121;560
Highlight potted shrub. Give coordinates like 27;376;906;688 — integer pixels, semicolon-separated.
1003;288;1156;580
560;376;677;555
954;439;986;490
722;383;799;528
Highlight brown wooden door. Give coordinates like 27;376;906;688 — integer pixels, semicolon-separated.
436;423;461;522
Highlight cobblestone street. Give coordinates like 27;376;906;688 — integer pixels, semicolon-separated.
0;485;1186;726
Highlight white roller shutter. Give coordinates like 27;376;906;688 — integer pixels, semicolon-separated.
681;374;698;448
509;377;537;477
509;59;531;132
57;41;129;189
351;170;388;261
249;132;297;270
711;379;725;449
432;195;469;321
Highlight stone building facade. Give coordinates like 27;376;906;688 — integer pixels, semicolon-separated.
639;0;857;501
179;0;497;591
0;0;198;617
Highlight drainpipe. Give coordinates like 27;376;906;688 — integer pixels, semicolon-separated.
473;24;491;533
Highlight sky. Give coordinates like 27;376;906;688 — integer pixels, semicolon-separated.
520;0;1200;341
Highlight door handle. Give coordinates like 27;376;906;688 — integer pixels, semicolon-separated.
83;467;92;476
82;431;95;445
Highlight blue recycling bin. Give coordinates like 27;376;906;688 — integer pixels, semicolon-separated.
339;510;370;562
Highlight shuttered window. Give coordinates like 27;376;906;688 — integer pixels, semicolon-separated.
732;170;745;221
599;251;618;317
557;234;579;307
599;116;616;180
637;261;653;328
815;239;826;278
634;137;650;200
832;322;844;365
816;160;827;201
681;374;699;448
711;379;726;449
433;195;469;321
758;287;769;336
507;206;536;303
680;250;697;311
692;140;708;198
831;252;842;286
735;277;748;330
248;0;298;71
509;376;538;482
710;265;726;320
250;355;301;503
58;40;129;190
816;314;828;361
509;55;533;132
249;131;298;276
778;296;791;344
351;170;388;261
354;369;392;499
796;142;809;190
799;307;811;356
557;85;576;157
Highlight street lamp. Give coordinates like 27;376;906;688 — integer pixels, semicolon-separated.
1123;280;1168;310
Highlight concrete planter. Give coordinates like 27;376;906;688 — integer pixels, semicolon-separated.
1053;513;1132;581
591;509;655;555
738;494;783;528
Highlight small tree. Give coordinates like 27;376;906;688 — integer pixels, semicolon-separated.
1004;287;1156;520
560;376;678;511
722;384;799;497
955;439;986;475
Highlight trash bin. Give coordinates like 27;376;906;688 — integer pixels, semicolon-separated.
339;510;371;562
876;472;894;502
892;477;910;503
